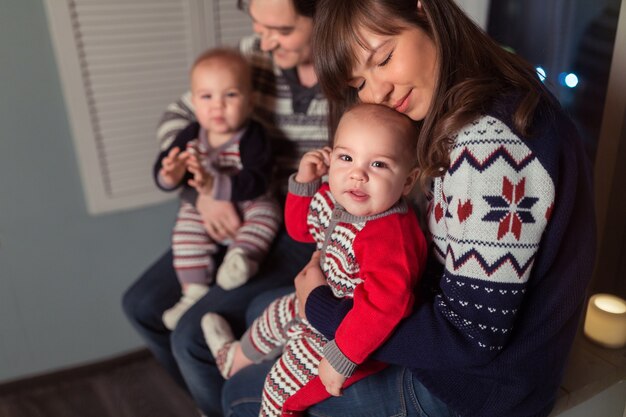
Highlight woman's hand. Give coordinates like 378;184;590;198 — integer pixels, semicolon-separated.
294;251;326;319
196;193;241;241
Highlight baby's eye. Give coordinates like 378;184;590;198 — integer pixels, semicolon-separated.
226;91;240;98
372;161;387;168
201;94;212;99
338;154;352;162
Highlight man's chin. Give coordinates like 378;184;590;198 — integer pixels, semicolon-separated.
272;53;296;69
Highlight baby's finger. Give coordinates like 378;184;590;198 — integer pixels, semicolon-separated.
186;156;202;171
321;147;332;165
187;163;203;177
177;150;191;162
165;147;181;164
188;178;205;190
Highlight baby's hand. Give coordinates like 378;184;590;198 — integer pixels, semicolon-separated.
295;147;331;183
159;147;190;187
318;357;346;397
186;154;214;195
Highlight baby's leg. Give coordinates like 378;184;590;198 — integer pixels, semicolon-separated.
240;293;299;362
172;202;220;281
217;197;282;289
260;325;327;417
163;202;219;329
202;293;299;379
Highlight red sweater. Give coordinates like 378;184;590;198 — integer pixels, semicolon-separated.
285;179;427;370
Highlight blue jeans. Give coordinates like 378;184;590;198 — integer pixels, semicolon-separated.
222;363;459;417
122;230;315;417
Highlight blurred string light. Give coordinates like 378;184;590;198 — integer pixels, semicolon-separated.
559;72;579;88
534;67;579;89
536;66;547;82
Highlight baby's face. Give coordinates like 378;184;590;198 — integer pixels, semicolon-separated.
191;60;252;136
328;113;417;217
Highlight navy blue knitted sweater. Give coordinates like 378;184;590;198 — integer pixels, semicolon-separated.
305;95;596;417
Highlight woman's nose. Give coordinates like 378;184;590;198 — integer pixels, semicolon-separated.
363;79;393;105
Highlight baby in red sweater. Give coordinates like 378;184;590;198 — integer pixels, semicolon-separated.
202;103;428;417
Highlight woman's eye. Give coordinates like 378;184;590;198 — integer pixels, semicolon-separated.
378;52;393;67
356;80;366;92
372;161;387;168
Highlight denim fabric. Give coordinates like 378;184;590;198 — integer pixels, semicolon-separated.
122;231;315;417
223;364;459;417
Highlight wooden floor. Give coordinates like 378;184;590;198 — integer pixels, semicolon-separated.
0;350;198;417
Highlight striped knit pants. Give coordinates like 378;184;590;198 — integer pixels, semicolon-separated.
241;294;389;417
240;293;328;417
171;196;281;285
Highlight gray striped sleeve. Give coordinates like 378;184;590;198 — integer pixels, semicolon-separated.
157;92;195;151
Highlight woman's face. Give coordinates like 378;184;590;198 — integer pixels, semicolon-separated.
248;0;313;69
348;24;438;122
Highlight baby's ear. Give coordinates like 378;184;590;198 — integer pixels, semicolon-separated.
402;167;420;195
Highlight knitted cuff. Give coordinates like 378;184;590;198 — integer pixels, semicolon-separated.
323;340;357;377
240;328;281;364
288;174;321;196
156;172;179;191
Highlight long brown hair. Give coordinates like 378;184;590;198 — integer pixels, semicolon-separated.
313;0;547;186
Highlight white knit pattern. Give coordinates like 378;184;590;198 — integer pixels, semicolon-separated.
429;115;555;284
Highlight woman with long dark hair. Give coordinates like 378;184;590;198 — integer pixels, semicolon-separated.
222;1;596;416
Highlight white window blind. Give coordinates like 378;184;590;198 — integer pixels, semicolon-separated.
43;0;251;215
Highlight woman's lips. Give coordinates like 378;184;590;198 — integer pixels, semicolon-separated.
393;90;412;113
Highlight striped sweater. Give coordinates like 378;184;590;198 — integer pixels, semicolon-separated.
306;94;596;417
156;36;329;200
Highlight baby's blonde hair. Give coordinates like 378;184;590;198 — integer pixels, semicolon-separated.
191;47;252;92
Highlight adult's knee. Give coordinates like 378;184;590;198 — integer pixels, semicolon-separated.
171;312;208;363
121;282;143;325
222;362;271;417
245;286;294;326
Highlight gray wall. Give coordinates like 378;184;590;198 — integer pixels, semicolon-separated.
0;1;178;382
